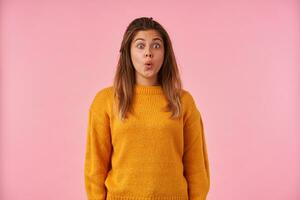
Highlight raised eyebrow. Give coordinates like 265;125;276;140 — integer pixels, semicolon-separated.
153;38;163;42
134;37;163;43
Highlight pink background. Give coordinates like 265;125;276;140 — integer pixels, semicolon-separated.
1;1;299;200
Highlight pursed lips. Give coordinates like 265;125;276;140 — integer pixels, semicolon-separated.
145;60;153;65
144;60;153;69
144;61;153;70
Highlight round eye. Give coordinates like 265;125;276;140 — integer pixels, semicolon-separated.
153;43;160;48
137;44;144;49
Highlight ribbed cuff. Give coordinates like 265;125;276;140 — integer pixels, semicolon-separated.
106;192;188;200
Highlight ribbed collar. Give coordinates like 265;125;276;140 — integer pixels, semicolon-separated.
134;84;163;94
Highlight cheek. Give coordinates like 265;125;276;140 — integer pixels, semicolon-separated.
157;51;164;63
131;50;142;63
130;51;144;70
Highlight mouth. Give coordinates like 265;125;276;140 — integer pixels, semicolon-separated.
144;61;153;70
145;64;153;70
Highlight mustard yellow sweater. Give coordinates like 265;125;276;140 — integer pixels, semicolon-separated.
84;84;210;200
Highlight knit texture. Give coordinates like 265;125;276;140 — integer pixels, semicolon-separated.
84;84;210;200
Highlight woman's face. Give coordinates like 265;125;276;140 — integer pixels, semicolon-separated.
130;29;164;85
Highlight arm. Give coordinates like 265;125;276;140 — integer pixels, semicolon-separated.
183;93;210;200
84;91;112;200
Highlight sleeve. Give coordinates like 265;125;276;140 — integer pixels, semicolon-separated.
84;91;112;200
183;92;210;200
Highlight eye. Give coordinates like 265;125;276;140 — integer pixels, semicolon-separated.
153;43;161;48
136;43;144;49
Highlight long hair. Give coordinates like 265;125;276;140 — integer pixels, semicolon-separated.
113;17;183;121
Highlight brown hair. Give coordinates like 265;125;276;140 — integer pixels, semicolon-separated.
113;17;183;121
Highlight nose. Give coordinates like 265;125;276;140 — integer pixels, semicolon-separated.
145;48;153;58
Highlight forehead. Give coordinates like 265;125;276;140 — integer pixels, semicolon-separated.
132;29;162;41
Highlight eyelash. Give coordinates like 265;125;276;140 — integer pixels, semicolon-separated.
136;43;161;49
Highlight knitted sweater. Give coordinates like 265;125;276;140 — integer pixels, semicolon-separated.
84;84;210;200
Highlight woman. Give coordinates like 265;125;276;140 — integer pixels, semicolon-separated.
84;17;210;200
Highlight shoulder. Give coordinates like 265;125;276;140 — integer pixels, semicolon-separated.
90;85;114;112
180;88;202;126
180;88;197;107
94;85;114;99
